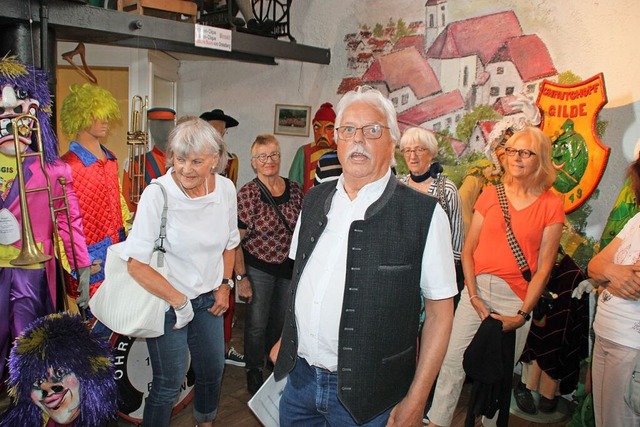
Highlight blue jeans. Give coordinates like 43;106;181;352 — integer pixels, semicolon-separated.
280;358;392;426
244;265;290;370
143;292;224;426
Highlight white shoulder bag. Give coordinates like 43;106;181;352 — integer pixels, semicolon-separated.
89;182;170;338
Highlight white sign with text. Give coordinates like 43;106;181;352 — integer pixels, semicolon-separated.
194;24;232;51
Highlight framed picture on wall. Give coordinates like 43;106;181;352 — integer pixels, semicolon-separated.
274;104;311;137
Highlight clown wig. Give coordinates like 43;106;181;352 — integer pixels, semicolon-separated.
0;313;117;427
59;83;121;138
0;55;58;164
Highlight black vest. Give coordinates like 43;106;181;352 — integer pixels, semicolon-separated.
274;177;437;424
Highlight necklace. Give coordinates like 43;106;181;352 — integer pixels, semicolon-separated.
178;175;209;199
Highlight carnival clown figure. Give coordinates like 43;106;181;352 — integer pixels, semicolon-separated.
0;312;117;427
288;102;336;193
0;56;91;381
60;84;129;300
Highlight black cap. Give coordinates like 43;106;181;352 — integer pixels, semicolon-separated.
199;109;239;128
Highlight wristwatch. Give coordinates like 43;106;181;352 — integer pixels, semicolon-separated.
236;273;247;282
220;278;235;290
517;310;531;321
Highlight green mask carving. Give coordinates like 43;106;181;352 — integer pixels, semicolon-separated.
551;119;588;193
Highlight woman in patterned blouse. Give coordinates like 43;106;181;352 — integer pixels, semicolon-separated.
235;134;304;395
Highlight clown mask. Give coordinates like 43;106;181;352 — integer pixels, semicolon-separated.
30;366;82;425
0;83;39;156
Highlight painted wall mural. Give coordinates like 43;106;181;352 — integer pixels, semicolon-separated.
333;1;608;267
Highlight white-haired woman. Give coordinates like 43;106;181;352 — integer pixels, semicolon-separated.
123;117;240;427
400;127;464;302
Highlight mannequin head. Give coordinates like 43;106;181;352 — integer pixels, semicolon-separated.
60;83;120;140
148;107;176;151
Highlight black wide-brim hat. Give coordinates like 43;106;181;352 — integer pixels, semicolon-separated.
199;109;239;128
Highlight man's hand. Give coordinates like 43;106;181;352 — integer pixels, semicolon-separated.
387;398;423;427
75;266;91;309
269;338;282;365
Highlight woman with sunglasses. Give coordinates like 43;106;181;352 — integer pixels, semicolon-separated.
427;126;564;426
235;134;304;395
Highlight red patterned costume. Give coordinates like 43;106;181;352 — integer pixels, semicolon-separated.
62;143;126;297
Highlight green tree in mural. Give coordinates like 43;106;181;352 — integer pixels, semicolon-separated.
393;18;414;42
436;130;457;166
373;23;384;38
455;105;501;142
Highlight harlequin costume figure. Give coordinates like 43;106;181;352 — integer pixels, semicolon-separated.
288;102;336;193
0;312;117;427
60;84;128;298
0;56;91;381
199;108;240;185
122;107;176;213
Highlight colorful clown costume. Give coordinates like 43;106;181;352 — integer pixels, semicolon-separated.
0;57;91;381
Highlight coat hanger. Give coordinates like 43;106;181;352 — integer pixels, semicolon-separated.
61;43;98;84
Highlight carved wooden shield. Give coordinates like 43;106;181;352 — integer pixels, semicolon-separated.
536;73;609;213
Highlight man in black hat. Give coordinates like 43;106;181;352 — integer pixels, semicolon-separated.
200;108;240;186
199;108;245;369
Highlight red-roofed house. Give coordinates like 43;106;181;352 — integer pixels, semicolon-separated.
362;47;441;112
467;120;498;154
393;35;426;57
397;90;464;132
482;34;558;104
426;11;523;102
337;77;363;95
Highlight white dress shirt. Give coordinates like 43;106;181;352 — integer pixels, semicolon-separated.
290;170;457;371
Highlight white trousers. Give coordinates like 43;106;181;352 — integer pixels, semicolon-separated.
592;335;640;427
428;274;531;426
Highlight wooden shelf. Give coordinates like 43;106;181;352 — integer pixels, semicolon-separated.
1;0;330;65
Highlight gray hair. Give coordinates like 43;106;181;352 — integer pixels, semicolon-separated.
166;117;227;174
399;127;438;157
334;86;400;144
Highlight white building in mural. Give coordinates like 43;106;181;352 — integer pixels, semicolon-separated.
425;0;448;48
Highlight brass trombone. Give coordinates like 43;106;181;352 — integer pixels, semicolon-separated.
127;95;149;205
10;114;81;312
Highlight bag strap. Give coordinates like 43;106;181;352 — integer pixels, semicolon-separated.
495;183;531;282
149;181;168;267
253;178;294;234
435;174;449;217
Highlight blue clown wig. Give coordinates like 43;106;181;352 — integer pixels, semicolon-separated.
0;55;58;164
0;313;117;427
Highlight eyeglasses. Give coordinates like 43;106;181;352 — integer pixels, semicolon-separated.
336;124;389;140
252;152;281;163
400;147;429;156
504;147;536;159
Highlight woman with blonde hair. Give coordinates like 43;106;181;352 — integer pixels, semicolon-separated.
428;126;565;426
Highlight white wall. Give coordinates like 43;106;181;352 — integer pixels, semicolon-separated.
176;0;640;240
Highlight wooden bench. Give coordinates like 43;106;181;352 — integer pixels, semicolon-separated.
117;0;198;23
